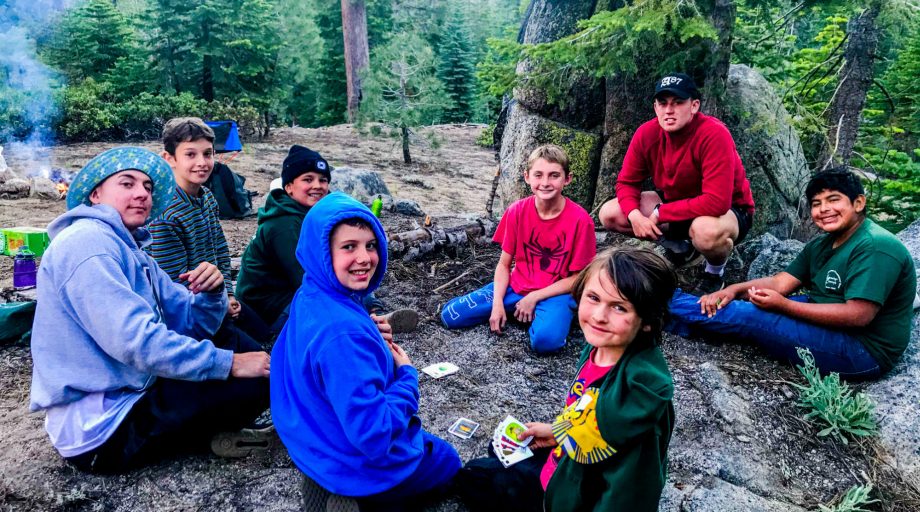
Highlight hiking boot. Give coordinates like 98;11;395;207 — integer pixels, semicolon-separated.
210;424;275;458
695;272;726;296
301;474;360;512
663;247;704;269
382;308;420;334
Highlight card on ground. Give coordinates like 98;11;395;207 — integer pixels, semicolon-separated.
491;439;534;468
422;362;459;379
448;418;479;439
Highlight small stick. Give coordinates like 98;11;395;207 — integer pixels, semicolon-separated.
433;270;472;293
485;166;501;218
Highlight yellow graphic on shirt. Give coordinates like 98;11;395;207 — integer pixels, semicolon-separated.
551;387;616;464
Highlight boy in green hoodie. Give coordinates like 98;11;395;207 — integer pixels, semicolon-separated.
456;248;678;512
236;145;417;337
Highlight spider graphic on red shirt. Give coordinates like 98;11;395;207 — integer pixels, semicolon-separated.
522;230;568;276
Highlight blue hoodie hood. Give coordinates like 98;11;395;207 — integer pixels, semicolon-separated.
295;192;388;300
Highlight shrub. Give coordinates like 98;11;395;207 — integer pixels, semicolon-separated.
56;78;119;140
793;348;877;445
475;124;495;147
818;483;877;512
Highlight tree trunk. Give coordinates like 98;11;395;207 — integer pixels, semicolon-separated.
401;125;411;164
341;0;369;122
201;21;214;102
820;2;882;169
701;0;736;118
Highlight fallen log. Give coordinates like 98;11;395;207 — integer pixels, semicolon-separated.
388;218;497;261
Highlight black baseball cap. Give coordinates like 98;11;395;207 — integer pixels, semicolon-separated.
654;73;701;100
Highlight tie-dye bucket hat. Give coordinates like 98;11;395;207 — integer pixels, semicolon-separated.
66;147;176;222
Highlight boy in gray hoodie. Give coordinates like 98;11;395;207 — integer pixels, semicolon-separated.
29;147;271;473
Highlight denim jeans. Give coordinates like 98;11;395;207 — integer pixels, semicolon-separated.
666;290;881;381
440;282;575;353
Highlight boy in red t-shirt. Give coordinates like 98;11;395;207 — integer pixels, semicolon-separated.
441;145;596;352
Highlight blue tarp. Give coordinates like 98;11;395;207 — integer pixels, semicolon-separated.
205;120;243;153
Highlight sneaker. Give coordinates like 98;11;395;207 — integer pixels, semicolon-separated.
695;272;726;295
210;424;275;458
663;247;704;269
301;474;360;512
382;308;420;334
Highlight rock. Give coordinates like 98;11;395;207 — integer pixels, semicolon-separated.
0;145;6;174
401;174;434;190
392;199;425;217
866;219;920;487
722;65;810;239
661;478;807;512
29;177;60;200
740;233;805;281
497;103;601;212
513;0;604;130
329;167;391;204
691;363;754;433
0;177;30;199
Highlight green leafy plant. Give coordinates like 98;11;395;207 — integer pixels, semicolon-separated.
817;483;878;512
475;124;496;147
793;348;877;445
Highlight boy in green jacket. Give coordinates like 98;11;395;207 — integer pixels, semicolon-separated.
456;248;678;511
236;145;417;336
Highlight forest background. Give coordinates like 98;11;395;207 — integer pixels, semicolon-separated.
0;0;918;229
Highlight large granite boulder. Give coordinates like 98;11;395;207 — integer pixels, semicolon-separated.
497;104;602;212
740;233;805;280
866;219;920;487
722;65;810;239
329;166;391;204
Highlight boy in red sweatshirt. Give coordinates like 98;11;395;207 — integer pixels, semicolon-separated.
599;73;755;294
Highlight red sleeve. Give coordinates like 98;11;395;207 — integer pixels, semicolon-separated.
614;122;654;217
657;123;736;223
493;201;518;255
568;213;597;273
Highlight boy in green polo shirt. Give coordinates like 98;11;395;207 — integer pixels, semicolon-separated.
667;168;916;380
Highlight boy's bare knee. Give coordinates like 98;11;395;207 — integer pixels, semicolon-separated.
599;199;629;232
689;218;728;251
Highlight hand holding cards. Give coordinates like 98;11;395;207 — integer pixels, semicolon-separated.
491;415;534;467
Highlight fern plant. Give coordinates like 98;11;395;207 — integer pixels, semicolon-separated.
793;348;877;445
817;483;878;512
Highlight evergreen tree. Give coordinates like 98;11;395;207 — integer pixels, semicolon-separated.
438;6;476;123
360;32;447;163
274;0;325;126
43;0;135;81
313;0;348;126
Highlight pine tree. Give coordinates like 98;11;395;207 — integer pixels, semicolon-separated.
44;0;135;81
360;32;447;163
437;6;476;123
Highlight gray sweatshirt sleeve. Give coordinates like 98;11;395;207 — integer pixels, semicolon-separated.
59;253;233;381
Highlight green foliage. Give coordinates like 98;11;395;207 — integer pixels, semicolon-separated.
438;6;477;122
793;348;877;445
360;32;448;136
476;124;496;147
43;0;136;82
521;1;718;104
817;483;878;512
56;79;119;140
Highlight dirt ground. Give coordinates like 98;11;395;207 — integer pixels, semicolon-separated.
0;125;916;511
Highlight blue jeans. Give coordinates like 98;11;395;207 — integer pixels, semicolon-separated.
440;282;575;353
666;290;881;381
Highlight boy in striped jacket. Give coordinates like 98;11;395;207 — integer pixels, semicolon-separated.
148;117;269;346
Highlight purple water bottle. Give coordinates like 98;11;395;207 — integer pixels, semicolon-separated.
13;246;37;290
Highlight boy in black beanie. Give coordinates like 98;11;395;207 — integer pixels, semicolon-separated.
237;145;418;337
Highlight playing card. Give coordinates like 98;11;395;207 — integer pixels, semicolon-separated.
496;415;533;446
421;362;459;379
448;418;479;439
491;439;533;468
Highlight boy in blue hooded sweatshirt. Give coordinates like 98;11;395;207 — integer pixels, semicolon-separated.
29;147;271;473
272;192;461;510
